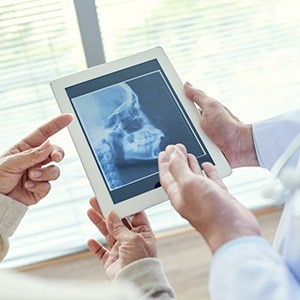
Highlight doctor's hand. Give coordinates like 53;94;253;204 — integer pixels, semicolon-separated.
184;82;259;168
158;144;261;253
0;114;73;206
87;197;157;282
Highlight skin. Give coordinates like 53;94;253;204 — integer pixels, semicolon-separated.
158;144;260;253
184;82;259;168
87;197;157;281
0;114;73;205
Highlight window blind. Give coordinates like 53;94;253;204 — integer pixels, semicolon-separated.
0;0;98;268
1;0;300;268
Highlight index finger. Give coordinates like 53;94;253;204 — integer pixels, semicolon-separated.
167;145;194;185
15;114;73;152
87;207;117;249
89;196;101;214
158;150;176;192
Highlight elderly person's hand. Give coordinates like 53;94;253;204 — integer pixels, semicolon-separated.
184;82;259;168
0;114;73;206
87;197;157;281
158;143;261;253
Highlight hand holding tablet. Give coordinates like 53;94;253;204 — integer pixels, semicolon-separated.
51;47;231;218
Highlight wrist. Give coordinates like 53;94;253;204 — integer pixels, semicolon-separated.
5;191;29;207
235;124;259;168
204;219;261;253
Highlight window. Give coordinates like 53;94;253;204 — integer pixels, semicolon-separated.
1;0;300;268
0;0;94;268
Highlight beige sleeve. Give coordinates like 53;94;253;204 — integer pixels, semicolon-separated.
113;257;176;299
0;194;28;261
0;269;145;300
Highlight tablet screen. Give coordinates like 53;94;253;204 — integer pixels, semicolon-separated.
66;59;214;204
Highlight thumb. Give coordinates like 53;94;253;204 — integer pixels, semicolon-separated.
107;211;135;242
5;140;53;172
184;82;208;109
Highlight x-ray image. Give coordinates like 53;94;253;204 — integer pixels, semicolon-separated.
72;77;166;190
71;70;208;197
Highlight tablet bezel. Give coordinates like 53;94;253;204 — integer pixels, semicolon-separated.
51;47;231;218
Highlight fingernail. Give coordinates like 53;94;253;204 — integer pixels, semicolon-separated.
26;181;35;189
166;145;175;155
32;170;42;178
55;151;63;161
185;81;193;87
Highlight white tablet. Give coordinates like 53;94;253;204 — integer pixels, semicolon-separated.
51;47;231;218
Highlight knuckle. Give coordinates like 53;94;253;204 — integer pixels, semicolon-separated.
207;98;221;109
113;224;125;235
181;178;196;191
193;89;205;99
27;148;39;161
196;89;205;95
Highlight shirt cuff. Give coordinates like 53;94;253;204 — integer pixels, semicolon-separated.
252;109;300;171
213;236;271;262
0;194;28;237
113;257;175;299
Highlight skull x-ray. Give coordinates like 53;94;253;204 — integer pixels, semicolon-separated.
72;79;166;190
94;83;165;189
99;83;164;162
70;67;211;203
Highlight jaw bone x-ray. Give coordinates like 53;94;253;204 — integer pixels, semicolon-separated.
75;82;165;190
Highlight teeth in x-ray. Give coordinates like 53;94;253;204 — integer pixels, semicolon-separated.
123;125;164;160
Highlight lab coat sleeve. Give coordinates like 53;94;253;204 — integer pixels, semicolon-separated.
0;193;28;261
209;236;300;300
252;108;300;170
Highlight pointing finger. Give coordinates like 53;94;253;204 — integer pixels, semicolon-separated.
166;145;193;185
13;114;73;152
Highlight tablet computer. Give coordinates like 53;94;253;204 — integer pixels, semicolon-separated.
51;47;231;218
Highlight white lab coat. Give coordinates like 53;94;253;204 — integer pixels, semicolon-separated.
209;109;300;300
